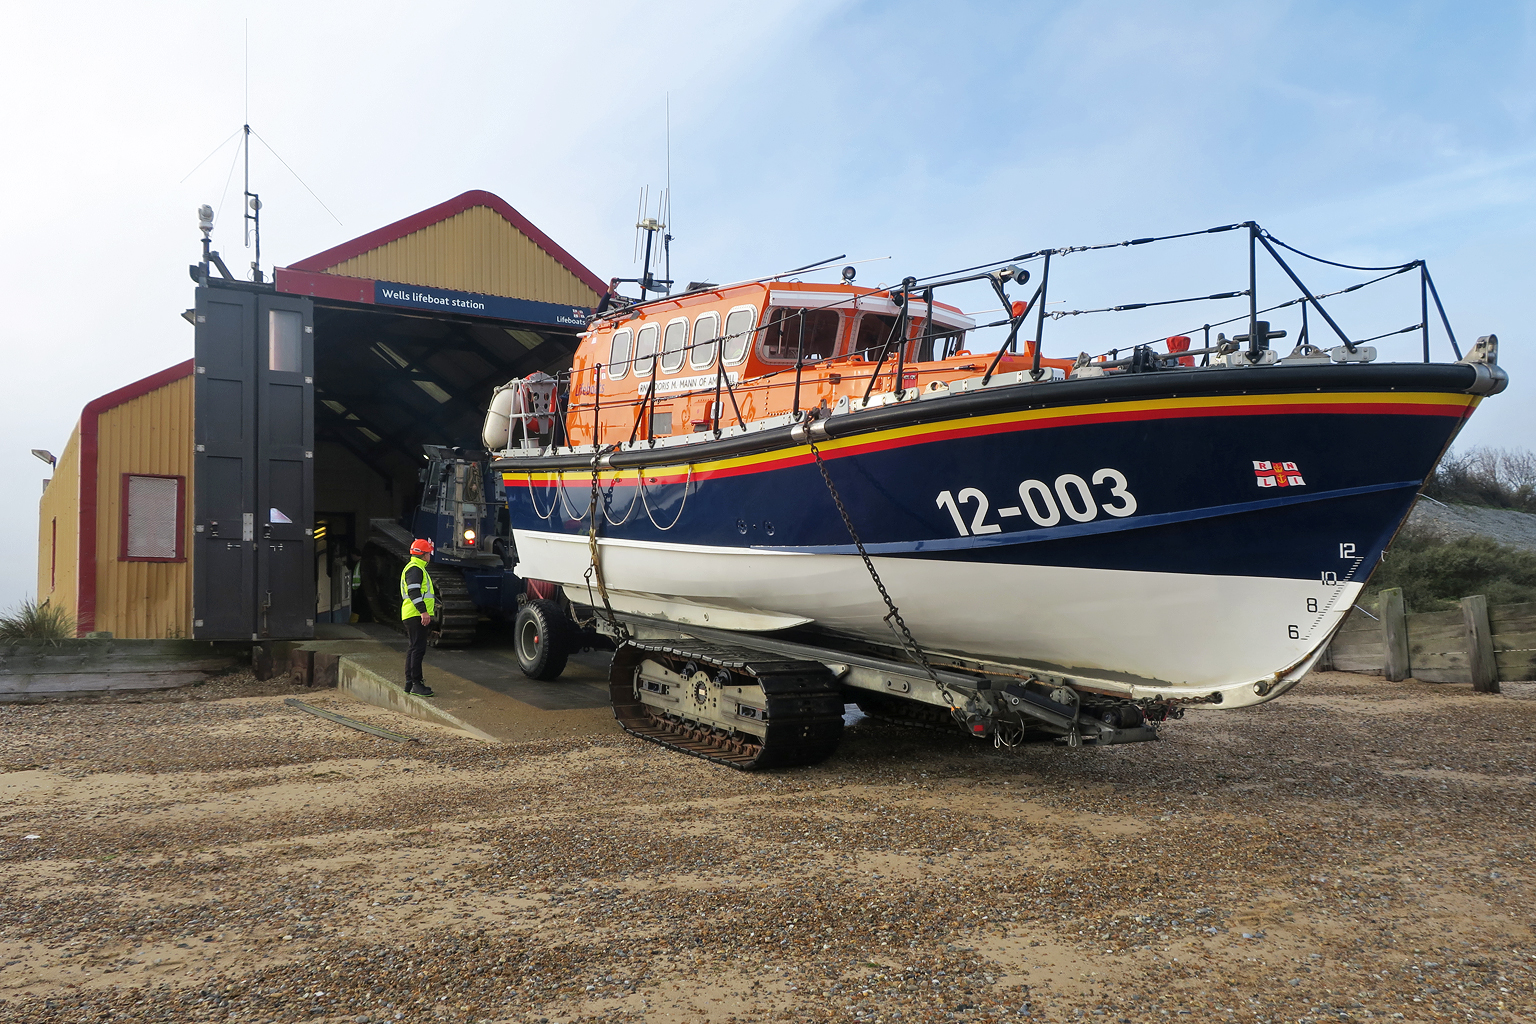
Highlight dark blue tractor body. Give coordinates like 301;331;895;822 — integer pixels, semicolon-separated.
359;447;523;646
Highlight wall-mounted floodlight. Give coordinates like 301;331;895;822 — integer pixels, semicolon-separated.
31;449;55;467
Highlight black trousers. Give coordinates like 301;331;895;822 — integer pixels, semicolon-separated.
405;618;430;684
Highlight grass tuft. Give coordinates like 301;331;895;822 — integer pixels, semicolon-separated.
0;598;76;641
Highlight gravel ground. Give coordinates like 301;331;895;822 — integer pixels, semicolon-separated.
1;669;1533;1023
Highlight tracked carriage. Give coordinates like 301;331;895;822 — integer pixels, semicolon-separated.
489;224;1506;768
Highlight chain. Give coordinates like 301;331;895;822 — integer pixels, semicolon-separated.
585;449;630;641
807;438;954;708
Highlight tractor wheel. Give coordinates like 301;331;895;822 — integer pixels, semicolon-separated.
514;599;574;680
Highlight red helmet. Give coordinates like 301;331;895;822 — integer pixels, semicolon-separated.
409;538;434;558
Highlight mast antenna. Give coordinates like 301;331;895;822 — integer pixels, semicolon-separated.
632;186;646;263
663;94;672;292
614;109;679;302
242;20;264;283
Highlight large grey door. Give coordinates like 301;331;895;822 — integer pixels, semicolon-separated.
192;288;258;638
255;295;315;638
192;285;314;639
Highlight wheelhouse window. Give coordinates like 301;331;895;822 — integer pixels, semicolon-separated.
851;313;898;359
121;474;184;561
689;313;720;369
759;307;841;363
660;318;688;373
722;307;756;365
633;323;660;378
607;328;632;379
921;324;968;360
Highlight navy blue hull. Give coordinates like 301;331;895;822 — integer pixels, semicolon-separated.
494;364;1495;695
504;395;1468;586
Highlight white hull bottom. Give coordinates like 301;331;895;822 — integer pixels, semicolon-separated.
514;529;1358;710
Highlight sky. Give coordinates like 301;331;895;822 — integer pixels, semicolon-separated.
1;0;1533;609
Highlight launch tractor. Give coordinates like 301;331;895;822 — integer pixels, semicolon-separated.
359;445;523;646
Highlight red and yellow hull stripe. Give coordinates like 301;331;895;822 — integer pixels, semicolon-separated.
503;390;1476;489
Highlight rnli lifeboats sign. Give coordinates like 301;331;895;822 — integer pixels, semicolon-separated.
374;281;591;328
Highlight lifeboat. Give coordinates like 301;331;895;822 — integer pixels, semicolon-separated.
489;227;1505;765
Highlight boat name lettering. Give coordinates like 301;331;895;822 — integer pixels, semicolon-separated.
639;373;740;396
935;469;1138;537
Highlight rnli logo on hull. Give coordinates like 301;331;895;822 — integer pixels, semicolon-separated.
1254;461;1305;487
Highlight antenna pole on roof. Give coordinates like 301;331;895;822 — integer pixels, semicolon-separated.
241;24;263;283
619;184;672;302
663;95;672;294
242;123;263;283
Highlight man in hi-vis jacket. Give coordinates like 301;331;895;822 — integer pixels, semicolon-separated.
400;538;437;697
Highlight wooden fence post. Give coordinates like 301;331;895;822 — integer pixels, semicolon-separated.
288;648;315;687
1461;594;1500;694
251;642;274;681
1381;588;1409;681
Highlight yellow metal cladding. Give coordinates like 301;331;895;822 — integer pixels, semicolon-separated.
323;204;600;306
36;428;81;628
93;374;195;639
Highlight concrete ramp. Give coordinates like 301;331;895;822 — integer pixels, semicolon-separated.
331;634;621;743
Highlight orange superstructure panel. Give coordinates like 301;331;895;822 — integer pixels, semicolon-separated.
564;281;1075;446
323;204;601;308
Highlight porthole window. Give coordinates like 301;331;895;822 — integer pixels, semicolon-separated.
660;318;688;373
722;307;756;365
607;329;632;379
689;313;720;369
633;324;660;378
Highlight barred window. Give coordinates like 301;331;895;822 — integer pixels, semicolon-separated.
122;474;183;561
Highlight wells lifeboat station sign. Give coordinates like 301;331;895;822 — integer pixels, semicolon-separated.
374;281;590;327
271;267;592;329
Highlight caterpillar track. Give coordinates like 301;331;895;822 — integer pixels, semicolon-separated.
423;566;478;647
853;691;958;732
609;639;846;770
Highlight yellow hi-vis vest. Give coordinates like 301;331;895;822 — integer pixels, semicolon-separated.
400;556;436;620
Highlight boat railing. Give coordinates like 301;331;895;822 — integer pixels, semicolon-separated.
542;221;1467;450
1006;223;1450;374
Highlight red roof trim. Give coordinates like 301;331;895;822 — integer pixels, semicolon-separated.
77;359;196;634
273;267;375;304
285;189;607;297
